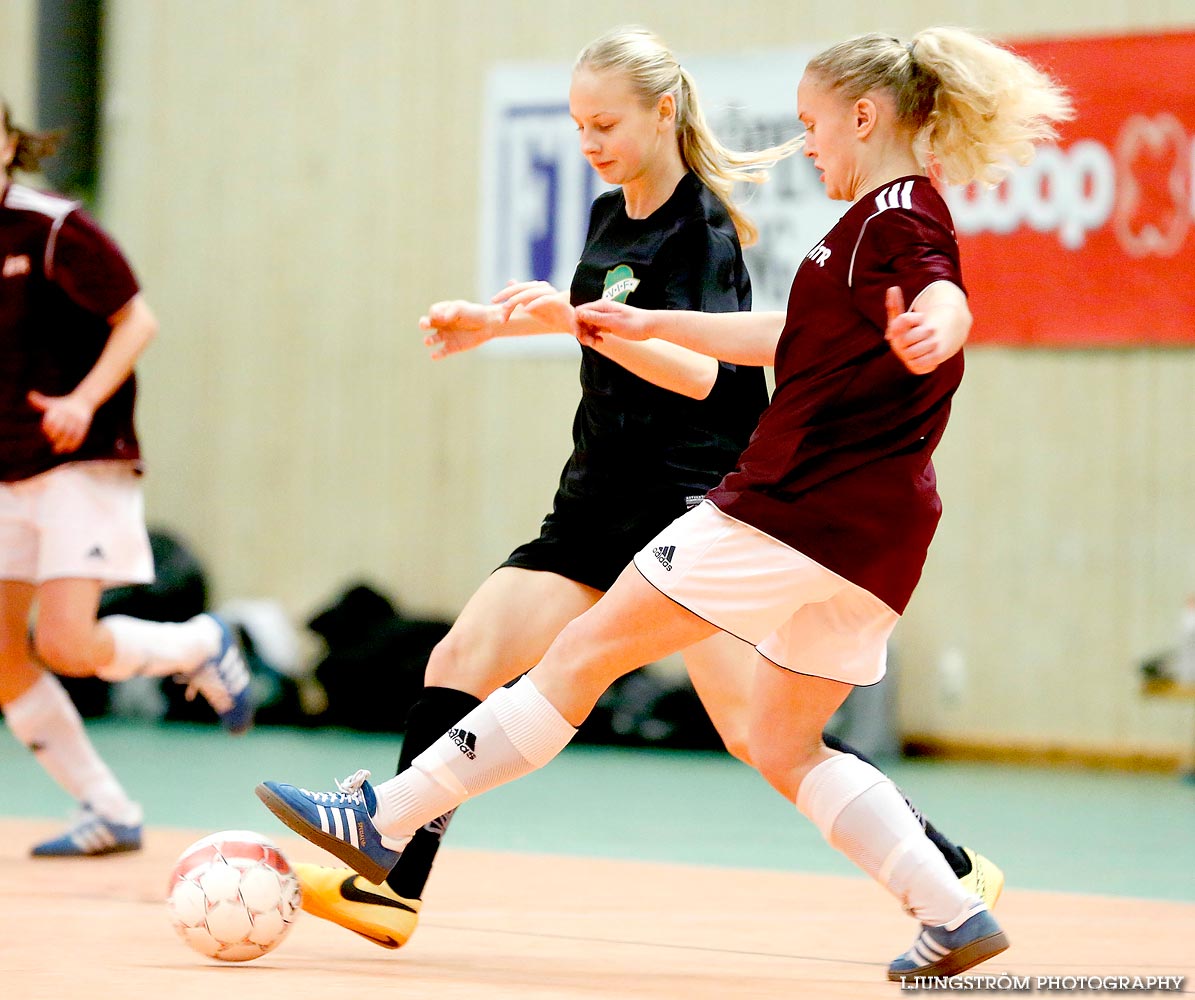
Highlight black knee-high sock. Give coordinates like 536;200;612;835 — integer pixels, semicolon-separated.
385;686;483;899
821;731;971;878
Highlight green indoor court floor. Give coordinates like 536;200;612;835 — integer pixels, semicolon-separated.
3;719;1194;903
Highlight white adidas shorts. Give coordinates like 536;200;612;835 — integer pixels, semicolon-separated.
0;461;154;586
633;500;899;686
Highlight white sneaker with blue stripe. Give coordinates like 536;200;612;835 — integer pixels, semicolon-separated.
182;614;255;734
256;769;403;884
31;805;143;858
888;906;1009;982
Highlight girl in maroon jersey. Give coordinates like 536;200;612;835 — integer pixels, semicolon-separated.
0;101;253;857
259;28;1071;981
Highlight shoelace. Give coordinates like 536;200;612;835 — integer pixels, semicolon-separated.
302;769;373;805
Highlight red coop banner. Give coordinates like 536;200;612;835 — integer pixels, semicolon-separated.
949;32;1195;347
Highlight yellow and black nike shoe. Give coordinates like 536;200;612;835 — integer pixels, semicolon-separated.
295;862;421;949
959;848;1005;910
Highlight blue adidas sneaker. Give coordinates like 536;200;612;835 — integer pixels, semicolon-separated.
32;805;143;858
183;614;255;734
256;769;403;884
888;906;1009;982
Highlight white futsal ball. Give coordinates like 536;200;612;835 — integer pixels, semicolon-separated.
166;829;301;962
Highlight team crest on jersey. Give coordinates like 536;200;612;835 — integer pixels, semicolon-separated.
602;264;640;302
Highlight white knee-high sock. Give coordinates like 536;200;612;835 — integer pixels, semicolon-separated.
371;676;576;840
98;614;221;681
797;754;980;928
3;673;142;825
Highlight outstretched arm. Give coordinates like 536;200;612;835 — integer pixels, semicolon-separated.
589;336;720;400
491;282;723;399
420;302;545;359
575;299;784;367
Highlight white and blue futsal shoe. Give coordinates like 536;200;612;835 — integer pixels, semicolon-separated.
888;906;1009;982
182;613;255;734
256;769;402;884
31;804;143;857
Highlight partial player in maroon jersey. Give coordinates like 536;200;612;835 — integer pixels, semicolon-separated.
0;99;253;858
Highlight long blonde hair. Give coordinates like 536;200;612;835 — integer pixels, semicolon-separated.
804;27;1074;187
575;26;800;247
1;99;61;177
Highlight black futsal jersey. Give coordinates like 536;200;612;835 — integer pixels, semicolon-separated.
501;172;768;591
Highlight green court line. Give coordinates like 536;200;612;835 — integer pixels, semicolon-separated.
3;720;1193;902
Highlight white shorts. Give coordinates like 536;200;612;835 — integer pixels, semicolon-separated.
633;500;899;686
0;461;154;586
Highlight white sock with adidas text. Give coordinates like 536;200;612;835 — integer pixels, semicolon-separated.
797;753;979;927
98;614;220;681
3;673;142;825
372;676;576;838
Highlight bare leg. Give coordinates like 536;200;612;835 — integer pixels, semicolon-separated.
0;580;141;833
685;634;976;878
681;632;756;764
747;657;853;797
38;579;250;732
748;659;976;926
526;565;720;724
387;567;602;897
0;580;40;704
423;567;602;696
32;578;109;676
366;565;719;840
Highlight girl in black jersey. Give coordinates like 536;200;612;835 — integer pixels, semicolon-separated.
278;27;997;950
0;101;252;857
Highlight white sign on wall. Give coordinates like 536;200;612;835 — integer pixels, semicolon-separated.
477;47;845;355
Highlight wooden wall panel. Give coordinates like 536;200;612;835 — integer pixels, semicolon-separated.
0;0;37;119
899;351;1195;751
61;0;1195;751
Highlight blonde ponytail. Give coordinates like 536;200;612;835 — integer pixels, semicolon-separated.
576;26;800;247
674;67;800;246
805;28;1074;187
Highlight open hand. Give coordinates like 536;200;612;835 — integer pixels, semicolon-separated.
491;280;573;332
419;300;495;359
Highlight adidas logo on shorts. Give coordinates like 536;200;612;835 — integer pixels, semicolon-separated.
449;728;477;760
652;545;676;571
